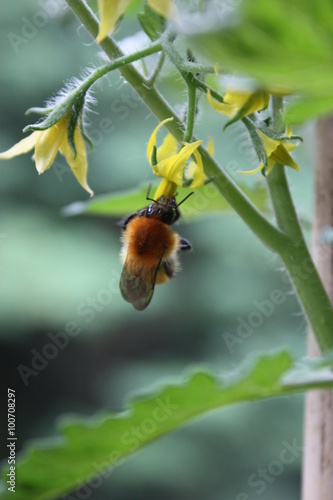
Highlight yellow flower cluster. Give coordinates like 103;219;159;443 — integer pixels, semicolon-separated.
147;117;212;199
96;0;178;43
238;128;300;175
0;115;93;196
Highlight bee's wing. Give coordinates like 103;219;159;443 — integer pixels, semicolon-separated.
120;261;161;311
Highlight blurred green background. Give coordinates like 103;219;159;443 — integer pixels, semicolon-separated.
0;1;314;499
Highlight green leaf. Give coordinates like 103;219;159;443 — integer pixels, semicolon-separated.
1;350;333;500
62;182;268;220
285;94;333;124
184;0;333;123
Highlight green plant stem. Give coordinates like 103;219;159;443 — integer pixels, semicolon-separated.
147;53;165;86
65;0;288;254
80;41;162;94
184;77;196;142
192;78;224;102
266;95;333;352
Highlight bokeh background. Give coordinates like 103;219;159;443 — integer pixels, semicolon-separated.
0;1;315;499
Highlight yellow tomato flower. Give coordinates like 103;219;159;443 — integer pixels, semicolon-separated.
238;129;300;175
147;117;204;199
0;115;93;196
207;88;270;120
96;0;130;43
147;0;178;21
96;0;177;43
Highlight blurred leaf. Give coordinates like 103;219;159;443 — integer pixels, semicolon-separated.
62;181;268;220
2;350;333;500
184;0;333;123
286;95;333;124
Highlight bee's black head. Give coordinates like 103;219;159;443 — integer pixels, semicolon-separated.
144;196;180;225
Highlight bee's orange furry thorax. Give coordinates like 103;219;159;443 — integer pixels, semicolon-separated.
122;217;179;268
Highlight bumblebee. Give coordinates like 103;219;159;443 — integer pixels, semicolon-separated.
119;190;192;311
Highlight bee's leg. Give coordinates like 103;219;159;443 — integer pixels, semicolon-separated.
179;237;192;251
163;260;175;278
118;213;137;230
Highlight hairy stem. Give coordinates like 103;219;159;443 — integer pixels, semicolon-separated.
146;53;165;86
80;41;162;93
183;77;196;142
267;95;333;352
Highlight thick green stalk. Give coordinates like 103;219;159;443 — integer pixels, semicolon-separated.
66;0;288;254
267;96;333;352
183;76;196;142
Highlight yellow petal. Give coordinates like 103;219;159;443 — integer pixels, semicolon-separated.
0;131;40;159
257;129;280;157
157;133;178;162
267;158;276;174
285;142;297;153
147;117;174;165
154;179;177;200
60;125;94;196
286;125;292;138
153;140;202;186
35;118;67;174
224;90;269;115
237;163;265;175
207;136;214;156
257;129;300;171
271;144;300;171
148;0;178;21
189;149;205;188
207;89;234;117
185;143;208;188
96;0;130;43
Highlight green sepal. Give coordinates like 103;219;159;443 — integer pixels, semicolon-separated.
23;92;76;133
25;106;53;116
223;97;258;130
242;117;268;169
80;123;94;151
223;106;247;130
67;93;85;158
151;144;158;166
259;124;303;143
138;2;166;41
203;175;216;185
182;178;194;188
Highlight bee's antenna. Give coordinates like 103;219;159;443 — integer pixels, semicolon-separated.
176;192;194;208
146;184;158;203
